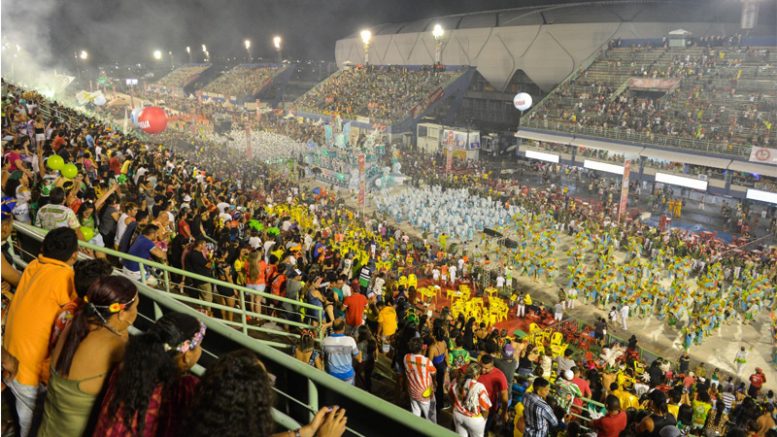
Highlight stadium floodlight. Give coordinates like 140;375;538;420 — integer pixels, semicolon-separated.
186;46;191;54
272;36;282;64
153;49;162;60
201;44;207;52
432;24;444;66
655;172;708;191
79;50;88;60
244;39;253;61
360;29;372;45
360;29;372;64
432;24;444;40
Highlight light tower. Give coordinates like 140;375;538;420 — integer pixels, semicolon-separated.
360;29;372;65
432;24;444;66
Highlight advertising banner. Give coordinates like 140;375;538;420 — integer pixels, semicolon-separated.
749;147;777;165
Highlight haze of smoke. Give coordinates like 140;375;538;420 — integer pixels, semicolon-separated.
1;0;70;93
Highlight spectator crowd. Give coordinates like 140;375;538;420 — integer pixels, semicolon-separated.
2;69;775;437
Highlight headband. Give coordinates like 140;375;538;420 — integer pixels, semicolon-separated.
83;293;137;314
164;320;207;354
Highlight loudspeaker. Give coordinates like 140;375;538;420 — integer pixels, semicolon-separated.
502;238;518;249
483;228;503;238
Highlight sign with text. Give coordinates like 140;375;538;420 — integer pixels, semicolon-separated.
749;147;777;165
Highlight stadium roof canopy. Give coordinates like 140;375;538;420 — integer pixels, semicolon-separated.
335;0;776;91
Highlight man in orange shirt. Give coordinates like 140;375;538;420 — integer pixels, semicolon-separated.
4;227;78;437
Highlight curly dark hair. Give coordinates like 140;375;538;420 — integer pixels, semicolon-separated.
183;349;274;437
73;258;114;298
108;311;200;435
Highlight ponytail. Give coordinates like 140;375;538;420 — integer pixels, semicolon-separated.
55;276;137;376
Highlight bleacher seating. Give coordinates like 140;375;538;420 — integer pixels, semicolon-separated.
294;65;460;123
527;45;777;157
153;64;211;90
201;65;280;98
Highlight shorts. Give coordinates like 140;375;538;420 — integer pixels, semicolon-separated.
197;282;213;303
35;133;45;143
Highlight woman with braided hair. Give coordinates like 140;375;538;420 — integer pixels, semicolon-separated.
38;275;139;437
91;311;206;437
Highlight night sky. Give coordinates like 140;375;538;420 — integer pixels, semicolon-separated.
37;0;571;65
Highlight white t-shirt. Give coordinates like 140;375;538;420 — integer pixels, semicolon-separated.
249;236;262;250
216;202;231;214
496;276;505;288
115;213;131;244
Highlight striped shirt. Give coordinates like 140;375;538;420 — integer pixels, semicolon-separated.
450;379;491;417
720;392;736;410
524;392;559;437
404;353;436;401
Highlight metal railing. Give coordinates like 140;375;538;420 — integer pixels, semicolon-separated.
12;222;323;347
10;222;459;437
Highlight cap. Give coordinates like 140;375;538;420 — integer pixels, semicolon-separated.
564;370;574;381
659;426;681;437
183;195;192;202
503;344;514;358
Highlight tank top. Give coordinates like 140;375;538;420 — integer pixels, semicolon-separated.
37;369;104;437
644;412;677;437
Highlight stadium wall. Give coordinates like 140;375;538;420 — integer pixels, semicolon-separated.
333;1;775;92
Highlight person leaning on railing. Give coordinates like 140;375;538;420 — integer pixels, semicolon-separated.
181;349;347;437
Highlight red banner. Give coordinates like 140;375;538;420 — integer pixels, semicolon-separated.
618;160;631;222
358;153;366;207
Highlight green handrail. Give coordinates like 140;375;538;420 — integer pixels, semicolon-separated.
14;223;318;312
11;223;459;437
13;222;324;344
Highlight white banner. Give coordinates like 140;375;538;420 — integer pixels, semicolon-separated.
749;147;777;165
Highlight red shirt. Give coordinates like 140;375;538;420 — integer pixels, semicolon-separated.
52;135;66;151
592;411;627;437
572;376;593;407
5;151;22;171
109;157;121;175
750;372;765;388
343;293;368;327
477;367;508;407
